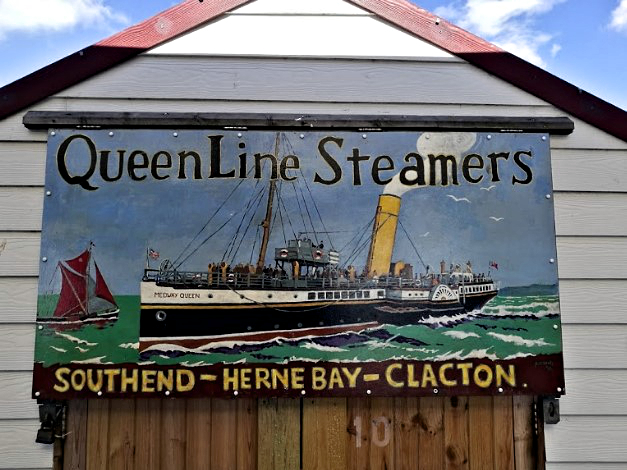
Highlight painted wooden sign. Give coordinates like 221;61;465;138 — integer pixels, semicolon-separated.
33;129;565;398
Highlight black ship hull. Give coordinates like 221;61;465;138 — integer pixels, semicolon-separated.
139;291;497;351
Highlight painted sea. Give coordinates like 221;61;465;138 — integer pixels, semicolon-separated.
35;289;562;367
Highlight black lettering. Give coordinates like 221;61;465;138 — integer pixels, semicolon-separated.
178;151;202;180
254;153;279;179
462;153;484;184
314;136;343;185
371;155;394;185
347;148;370;185
56;134;98;190
428;154;459;186
400;153;426;186
238;142;247;179
208;135;235;178
512;151;533;185
151;151;172;180
127;150;149;181
487;152;509;182
99;150;125;182
280;155;299;181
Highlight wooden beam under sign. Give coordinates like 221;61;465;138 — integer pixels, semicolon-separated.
23;111;575;134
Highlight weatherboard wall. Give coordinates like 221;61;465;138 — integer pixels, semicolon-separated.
0;0;626;468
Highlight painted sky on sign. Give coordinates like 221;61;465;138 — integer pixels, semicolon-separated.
0;0;625;110
39;130;557;294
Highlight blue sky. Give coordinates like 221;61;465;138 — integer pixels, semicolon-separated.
0;0;626;110
40;130;557;292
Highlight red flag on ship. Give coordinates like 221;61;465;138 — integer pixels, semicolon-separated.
489;261;499;270
148;248;160;260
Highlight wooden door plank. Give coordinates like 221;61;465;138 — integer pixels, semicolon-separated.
346;398;370;470
134;399;161;470
161;399;186;470
64;400;87;470
302;398;347;470
493;396;514;470
468;396;493;470
418;397;444;470
185;398;212;470
393;397;420;470
236;398;258;470
369;397;394;470
211;398;238;470
513;396;534;470
444;396;469;470
257;398;300;470
108;399;135;470
86;399;110;470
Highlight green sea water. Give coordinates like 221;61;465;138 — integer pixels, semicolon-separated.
34;294;562;367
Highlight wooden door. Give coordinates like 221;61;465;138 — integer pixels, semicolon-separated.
60;396;544;470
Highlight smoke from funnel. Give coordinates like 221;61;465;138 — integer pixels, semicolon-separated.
383;132;477;197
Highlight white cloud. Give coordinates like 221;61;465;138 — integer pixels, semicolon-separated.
610;0;627;32
434;0;566;67
0;0;128;40
550;43;562;58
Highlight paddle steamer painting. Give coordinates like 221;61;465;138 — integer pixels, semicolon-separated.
33;129;565;398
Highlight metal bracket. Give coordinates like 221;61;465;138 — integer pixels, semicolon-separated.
35;400;66;444
542;396;560;424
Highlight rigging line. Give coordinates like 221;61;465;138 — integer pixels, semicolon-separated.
344;213;394;269
299;167;335;250
229;187;268;265
222;185;266;264
290;181;309;237
338;215;376;254
342;213;385;267
296;182;318;245
272;181;288;245
278;194;298;240
343;232;375;269
249;226;260;265
172;169;253;266
175;218;233;268
397;218;427;270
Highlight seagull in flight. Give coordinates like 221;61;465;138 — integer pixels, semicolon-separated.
489;216;504;222
447;195;471;203
422;232;430;237
481;185;496;191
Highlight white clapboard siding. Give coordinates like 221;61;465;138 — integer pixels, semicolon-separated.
0;142;47;186
553;193;627;236
0;372;36;419
0;233;41;277
559;279;627;324
0;103;59;143
0;420;52;469
0;187;44;231
233;0;369;15
551;117;627;150
560;369;627;416
0;324;35;371
148;14;454;59
0;277;38;323
556;237;627;279
562;325;627;369
58;56;548;106
547;465;627;470
545;416;627;462
552;149;627;193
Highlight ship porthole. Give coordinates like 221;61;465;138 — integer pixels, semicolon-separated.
274;324;279;329
268;294;273;299
247;326;252;331
208;294;213;299
240;295;245;299
319;321;324;326
155;310;167;322
297;323;303;328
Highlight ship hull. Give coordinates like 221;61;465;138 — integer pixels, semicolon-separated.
139;281;497;351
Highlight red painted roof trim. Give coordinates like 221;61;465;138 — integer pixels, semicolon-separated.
0;0;625;142
346;0;627;142
0;0;253;120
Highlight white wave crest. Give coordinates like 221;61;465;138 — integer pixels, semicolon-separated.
443;330;481;339
488;332;552;347
420;312;476;326
75;346;89;353
427;348;497;361
72;356;108;364
119;342;139;350
302;343;347;353
50;346;66;353
482;301;560;317
54;331;97;346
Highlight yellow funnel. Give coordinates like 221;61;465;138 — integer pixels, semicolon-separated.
365;194;401;277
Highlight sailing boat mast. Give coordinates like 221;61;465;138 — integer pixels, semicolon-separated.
256;133;281;271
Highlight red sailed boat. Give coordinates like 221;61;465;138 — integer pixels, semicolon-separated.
38;245;119;327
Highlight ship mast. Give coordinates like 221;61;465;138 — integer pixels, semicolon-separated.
256;133;280;271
